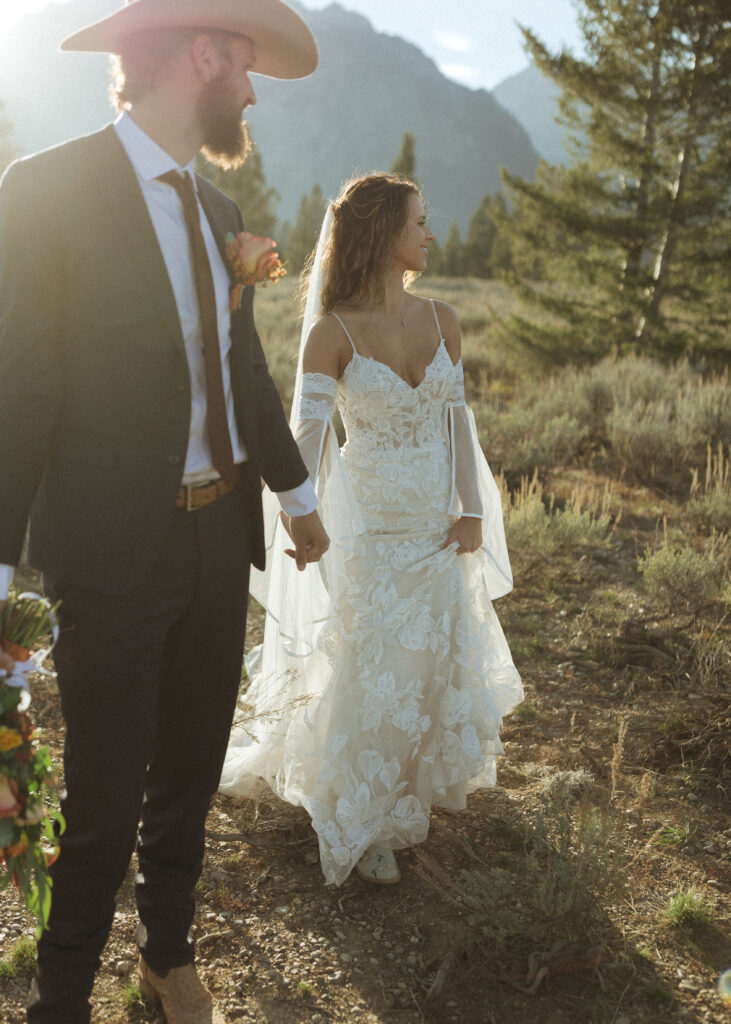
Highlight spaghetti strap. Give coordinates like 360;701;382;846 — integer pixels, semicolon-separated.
429;299;443;340
330;312;358;354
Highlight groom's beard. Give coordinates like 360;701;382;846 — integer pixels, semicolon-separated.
198;75;252;171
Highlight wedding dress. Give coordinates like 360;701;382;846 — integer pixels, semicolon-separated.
220;300;523;885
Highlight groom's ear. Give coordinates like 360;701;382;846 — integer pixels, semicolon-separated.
190;33;224;84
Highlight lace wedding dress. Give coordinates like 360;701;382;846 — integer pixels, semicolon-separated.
220;301;523;885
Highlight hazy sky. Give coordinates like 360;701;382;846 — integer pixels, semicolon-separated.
0;0;584;90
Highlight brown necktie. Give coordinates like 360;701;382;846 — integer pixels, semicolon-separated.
158;170;235;486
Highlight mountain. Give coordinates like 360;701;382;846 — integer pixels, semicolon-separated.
492;63;578;167
0;0;539;237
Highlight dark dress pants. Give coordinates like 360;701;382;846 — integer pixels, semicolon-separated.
27;483;252;1023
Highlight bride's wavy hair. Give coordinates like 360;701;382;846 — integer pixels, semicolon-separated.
312;173;421;314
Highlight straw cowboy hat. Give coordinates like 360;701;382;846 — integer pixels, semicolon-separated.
60;0;318;79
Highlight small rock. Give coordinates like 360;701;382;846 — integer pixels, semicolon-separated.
679;980;699;992
275;906;290;915
686;793;698;802
340;952;353;963
114;960;133;977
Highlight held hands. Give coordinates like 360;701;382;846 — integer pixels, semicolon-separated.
443;516;483;555
280;510;330;571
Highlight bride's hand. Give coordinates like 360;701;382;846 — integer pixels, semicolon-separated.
443;516;482;555
280;510;330;571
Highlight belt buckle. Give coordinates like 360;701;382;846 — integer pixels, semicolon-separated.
185;484;198;512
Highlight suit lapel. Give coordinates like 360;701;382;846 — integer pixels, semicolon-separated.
88;126;186;357
196;175;239;290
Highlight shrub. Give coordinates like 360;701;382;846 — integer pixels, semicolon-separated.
638;539;727;614
687;443;731;533
501;472;613;562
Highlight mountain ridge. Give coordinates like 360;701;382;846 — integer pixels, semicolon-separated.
0;0;546;236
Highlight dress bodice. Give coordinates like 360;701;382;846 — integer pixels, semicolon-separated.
336;333;464;456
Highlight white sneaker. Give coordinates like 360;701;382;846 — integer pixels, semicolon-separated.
356;845;400;884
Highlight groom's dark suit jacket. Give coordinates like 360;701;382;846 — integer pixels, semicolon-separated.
0;125;307;594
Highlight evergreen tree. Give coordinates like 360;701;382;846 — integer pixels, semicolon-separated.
390;131;417;182
442;221;466;277
502;0;730;363
489;194;515;276
286;184;327;274
465;196;499;278
196;143;278;239
425;236;444;277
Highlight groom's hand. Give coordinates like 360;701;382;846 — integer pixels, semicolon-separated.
281;511;330;571
0;600;14;675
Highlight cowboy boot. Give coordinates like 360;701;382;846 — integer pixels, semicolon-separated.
138;955;226;1023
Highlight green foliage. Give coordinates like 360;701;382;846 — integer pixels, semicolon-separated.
687;443;731;532
652;821;696;848
124;982;145;1008
0;936;36;981
461;193;515;279
638;536;728;614
390;131;417;182
196;143;278;238
479;405;589;481
455;795;626;951
501;473;613;565
663;887;714;929
501;0;731;362
285;183;327;274
442;221;465;277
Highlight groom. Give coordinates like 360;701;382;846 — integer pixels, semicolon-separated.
0;1;327;1021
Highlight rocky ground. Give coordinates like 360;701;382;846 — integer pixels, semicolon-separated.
1;474;729;1024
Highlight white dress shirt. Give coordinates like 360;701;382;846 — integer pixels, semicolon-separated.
0;115;315;600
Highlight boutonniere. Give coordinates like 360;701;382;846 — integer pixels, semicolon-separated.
225;231;287;311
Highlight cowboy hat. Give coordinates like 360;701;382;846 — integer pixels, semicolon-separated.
60;0;318;80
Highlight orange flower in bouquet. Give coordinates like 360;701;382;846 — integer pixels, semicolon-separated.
225;230;287;311
0;591;63;933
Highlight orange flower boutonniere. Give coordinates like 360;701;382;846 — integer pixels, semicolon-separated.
225;231;287;311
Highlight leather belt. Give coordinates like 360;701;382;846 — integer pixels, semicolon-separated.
175;465;244;511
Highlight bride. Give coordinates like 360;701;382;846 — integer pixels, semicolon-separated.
220;173;523;885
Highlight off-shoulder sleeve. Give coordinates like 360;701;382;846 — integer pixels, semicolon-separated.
445;360;514;600
445;362;483;519
293;371;338;484
248;369;364;657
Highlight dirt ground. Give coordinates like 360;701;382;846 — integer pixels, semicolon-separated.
1;474;729;1024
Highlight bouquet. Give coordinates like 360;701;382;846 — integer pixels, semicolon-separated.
225;231;287;311
0;591;63;933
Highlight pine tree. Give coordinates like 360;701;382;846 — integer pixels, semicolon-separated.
502;0;730;363
196;142;279;239
442;221;466;277
390;131;418;182
465;196;500;278
286;184;327;274
425;236;444;276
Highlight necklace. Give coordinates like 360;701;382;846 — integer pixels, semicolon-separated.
380;294;408;327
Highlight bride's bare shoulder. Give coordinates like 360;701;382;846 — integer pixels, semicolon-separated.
303;312;353;377
422;298;461;360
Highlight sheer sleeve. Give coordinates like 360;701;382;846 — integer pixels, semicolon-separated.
248;371;364;657
293;372;337;484
445;360;513;600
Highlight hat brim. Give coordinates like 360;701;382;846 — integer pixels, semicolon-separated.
59;0;318;80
